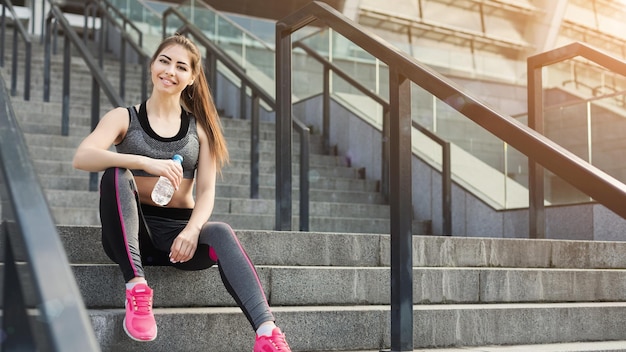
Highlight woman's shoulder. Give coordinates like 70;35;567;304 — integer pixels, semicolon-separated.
98;106;133;131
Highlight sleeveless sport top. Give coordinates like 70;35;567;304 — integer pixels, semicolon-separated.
115;101;199;179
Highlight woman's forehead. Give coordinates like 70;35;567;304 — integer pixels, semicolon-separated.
158;44;192;65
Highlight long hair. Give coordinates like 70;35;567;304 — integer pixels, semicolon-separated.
150;34;229;171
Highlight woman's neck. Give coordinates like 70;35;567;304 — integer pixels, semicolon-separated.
145;95;181;121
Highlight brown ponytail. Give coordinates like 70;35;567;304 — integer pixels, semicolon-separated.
150;34;229;171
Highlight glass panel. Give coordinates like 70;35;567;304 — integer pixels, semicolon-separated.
176;1;276;88
107;0;163;53
411;83;525;209
543;90;626;205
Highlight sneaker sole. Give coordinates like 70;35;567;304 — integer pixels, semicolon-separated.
123;317;158;342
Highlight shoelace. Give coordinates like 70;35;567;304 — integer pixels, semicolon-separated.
267;332;290;351
129;289;153;315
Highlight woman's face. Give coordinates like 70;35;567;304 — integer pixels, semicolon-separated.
150;44;195;96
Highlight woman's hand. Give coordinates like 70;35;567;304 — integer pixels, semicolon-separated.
169;227;199;263
144;158;184;190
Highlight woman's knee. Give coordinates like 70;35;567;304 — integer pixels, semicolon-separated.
199;222;237;254
201;222;234;239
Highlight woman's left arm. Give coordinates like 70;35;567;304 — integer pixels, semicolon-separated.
169;124;217;263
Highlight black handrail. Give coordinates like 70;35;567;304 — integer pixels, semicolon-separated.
44;2;127;191
0;73;100;351
84;0;150;102
293;40;452;235
0;0;31;100
44;3;124;131
86;0;143;48
276;2;626;349
527;41;626;238
162;7;311;231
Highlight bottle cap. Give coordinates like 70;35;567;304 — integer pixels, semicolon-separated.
173;154;183;163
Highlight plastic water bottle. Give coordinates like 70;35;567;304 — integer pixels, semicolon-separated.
151;154;183;206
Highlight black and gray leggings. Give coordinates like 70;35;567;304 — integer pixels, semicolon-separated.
99;167;274;330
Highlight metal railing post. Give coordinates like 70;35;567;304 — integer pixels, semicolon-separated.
528;53;546;239
275;22;293;231
389;68;414;351
61;34;71;136
322;63;331;154
250;93;260;199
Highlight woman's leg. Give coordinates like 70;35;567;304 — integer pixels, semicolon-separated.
196;222;275;331
99;167;158;342
99;167;145;282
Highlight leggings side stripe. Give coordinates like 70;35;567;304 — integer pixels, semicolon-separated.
115;168;139;278
226;225;269;304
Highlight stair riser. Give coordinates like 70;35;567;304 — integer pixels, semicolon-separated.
52;227;626;269
6;264;625;309
86;304;626;351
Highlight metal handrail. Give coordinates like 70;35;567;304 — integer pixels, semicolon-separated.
44;2;126;191
276;2;626;349
293;40;452;235
84;0;150;102
0;73;100;351
86;0;144;48
44;3;125;129
527;41;626;238
163;7;311;231
0;0;31;100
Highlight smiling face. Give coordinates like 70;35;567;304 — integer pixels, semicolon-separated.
150;44;195;96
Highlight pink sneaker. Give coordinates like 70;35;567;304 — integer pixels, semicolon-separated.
254;327;292;352
123;283;157;342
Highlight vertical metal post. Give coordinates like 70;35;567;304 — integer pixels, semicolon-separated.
275;23;292;231
323;64;331;154
381;107;390;200
90;62;101;191
442;141;451;235
250;93;260;199
43;16;51;102
527;60;545;239
61;35;70;136
10;29;17;96
23;41;31;101
299;129;310;231
240;83;247;119
389;68;413;351
141;55;148;102
207;51;217;102
0;4;5;67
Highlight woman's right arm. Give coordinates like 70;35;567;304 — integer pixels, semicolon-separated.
72;107;149;172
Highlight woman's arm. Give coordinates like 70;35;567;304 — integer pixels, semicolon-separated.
73;107;147;172
73;107;183;188
168;122;217;263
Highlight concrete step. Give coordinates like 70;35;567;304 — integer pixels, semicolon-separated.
55;227;626;269
86;302;626;351
49;206;406;233
26;144;349;171
61;264;626;308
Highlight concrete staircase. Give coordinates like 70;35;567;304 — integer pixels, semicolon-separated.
4;27;626;352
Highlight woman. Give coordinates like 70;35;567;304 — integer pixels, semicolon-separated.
73;34;291;351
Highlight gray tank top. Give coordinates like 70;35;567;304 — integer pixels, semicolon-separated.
115;102;199;179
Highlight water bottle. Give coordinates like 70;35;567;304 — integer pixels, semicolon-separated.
151;154;183;206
